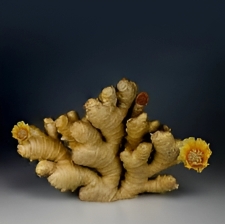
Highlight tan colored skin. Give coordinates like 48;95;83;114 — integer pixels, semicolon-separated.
12;78;184;202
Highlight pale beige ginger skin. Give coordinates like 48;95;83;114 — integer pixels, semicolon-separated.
11;78;211;202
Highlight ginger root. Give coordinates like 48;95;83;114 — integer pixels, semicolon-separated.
12;78;212;202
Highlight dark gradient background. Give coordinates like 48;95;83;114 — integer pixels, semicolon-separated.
1;1;225;223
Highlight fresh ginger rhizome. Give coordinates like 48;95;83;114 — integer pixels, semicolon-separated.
12;78;212;202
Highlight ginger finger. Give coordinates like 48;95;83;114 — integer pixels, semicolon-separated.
16;124;70;162
84;98;124;144
116;78;137;110
144;175;179;193
37;160;99;193
67;110;80;122
151;131;179;162
131;92;149;118
125;113;149;150
148;120;161;132
55;111;79;141
70;120;122;177
70;120;101;145
44;118;58;139
36;160;56;177
98;86;117;106
147;131;180;177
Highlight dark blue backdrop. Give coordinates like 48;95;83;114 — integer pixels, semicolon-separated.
1;1;225;168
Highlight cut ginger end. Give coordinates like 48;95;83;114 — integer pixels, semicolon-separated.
11;78;212;202
178;137;212;173
12;121;30;141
